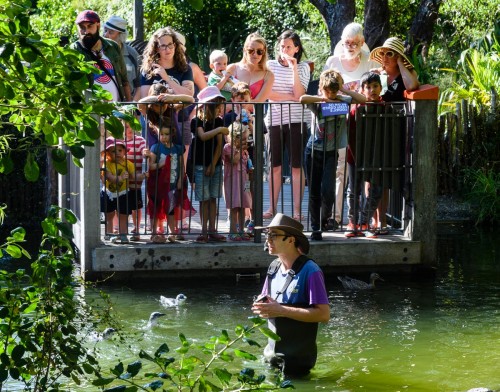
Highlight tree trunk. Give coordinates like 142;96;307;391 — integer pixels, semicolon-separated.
408;0;442;61
309;0;356;54
363;0;390;50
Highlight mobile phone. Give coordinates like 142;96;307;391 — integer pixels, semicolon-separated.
254;294;269;303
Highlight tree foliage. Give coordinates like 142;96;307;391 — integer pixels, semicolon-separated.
0;206;103;391
0;0;137;180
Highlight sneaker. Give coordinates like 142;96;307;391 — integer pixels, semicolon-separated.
310;231;323;241
322;218;339;231
228;234;242;241
245;220;255;236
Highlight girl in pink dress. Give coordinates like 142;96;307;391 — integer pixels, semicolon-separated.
222;122;252;241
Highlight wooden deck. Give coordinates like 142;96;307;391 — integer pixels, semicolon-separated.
90;181;421;281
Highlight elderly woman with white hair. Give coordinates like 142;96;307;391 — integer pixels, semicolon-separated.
103;16;141;99
322;22;381;231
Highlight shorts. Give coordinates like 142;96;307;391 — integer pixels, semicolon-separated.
128;188;143;210
100;190;133;215
194;165;222;202
269;122;308;168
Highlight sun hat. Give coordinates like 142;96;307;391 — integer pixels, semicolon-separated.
76;10;100;24
197;86;226;103
104;15;127;33
105;137;127;151
255;213;310;254
370;37;414;70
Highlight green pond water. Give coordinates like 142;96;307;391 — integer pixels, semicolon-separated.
80;225;499;391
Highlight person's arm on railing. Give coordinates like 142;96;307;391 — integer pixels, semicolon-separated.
339;86;367;104
197;126;229;142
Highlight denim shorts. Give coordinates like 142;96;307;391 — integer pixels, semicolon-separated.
194;165;222;202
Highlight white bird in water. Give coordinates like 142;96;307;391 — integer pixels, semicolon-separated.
90;327;116;341
337;273;384;290
147;311;166;327
160;293;187;307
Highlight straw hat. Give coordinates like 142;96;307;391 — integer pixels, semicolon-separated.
197;86;226;103
104;137;127;151
370;37;414;70
255;213;310;254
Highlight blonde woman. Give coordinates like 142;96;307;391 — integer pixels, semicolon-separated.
227;32;274;102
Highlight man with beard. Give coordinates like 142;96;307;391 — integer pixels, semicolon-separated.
71;10;131;102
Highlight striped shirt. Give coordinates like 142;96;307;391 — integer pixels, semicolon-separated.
125;135;146;189
265;60;310;127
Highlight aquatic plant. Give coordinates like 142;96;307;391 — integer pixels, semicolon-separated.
90;317;292;391
463;166;500;224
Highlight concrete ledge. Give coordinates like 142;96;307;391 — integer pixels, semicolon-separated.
90;234;420;281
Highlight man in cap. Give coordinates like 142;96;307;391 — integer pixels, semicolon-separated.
252;213;330;375
71;10;131;102
103;15;141;99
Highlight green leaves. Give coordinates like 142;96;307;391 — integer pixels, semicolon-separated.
23;152;40;182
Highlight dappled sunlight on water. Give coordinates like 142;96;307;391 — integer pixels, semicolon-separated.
73;227;500;391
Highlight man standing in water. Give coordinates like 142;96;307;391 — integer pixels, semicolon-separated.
253;214;330;375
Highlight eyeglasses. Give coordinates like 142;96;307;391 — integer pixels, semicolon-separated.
266;232;289;241
158;43;175;51
246;48;265;56
379;50;396;58
343;41;360;49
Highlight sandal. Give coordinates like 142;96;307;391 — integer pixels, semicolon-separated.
228;234;243;242
196;235;208;243
293;214;305;222
240;233;252;241
262;211;274;219
151;235;166;244
209;233;226;242
112;234;129;244
378;227;389;235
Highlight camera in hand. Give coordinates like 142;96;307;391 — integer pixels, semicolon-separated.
254;294;269;303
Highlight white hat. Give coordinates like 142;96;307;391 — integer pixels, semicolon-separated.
104;15;127;33
174;31;186;47
197;86;226;103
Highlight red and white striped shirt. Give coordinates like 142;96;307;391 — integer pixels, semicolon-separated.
125;135;146;189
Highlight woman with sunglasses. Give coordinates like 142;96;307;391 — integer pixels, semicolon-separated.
263;30;310;222
369;37;419;101
226;32;274;102
138;27;194;100
322;23;380;231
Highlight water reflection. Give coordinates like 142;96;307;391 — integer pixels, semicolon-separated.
83;226;499;391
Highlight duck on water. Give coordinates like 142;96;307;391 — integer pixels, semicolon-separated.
337;273;384;290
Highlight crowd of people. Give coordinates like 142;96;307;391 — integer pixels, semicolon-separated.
72;10;420;244
73;10;422;376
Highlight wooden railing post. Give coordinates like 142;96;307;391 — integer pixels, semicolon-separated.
405;85;439;266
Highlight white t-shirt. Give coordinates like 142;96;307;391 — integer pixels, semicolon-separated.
266;59;310;127
323;50;380;90
93;52;120;102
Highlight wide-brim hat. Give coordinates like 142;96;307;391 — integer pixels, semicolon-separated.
197;86;226;103
105;137;127;151
255;213;310;254
370;37;414;70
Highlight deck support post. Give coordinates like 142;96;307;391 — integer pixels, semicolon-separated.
405;85;439;266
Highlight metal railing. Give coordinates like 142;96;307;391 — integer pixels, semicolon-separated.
98;100;414;242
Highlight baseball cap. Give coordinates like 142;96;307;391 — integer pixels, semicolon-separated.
76;10;100;24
